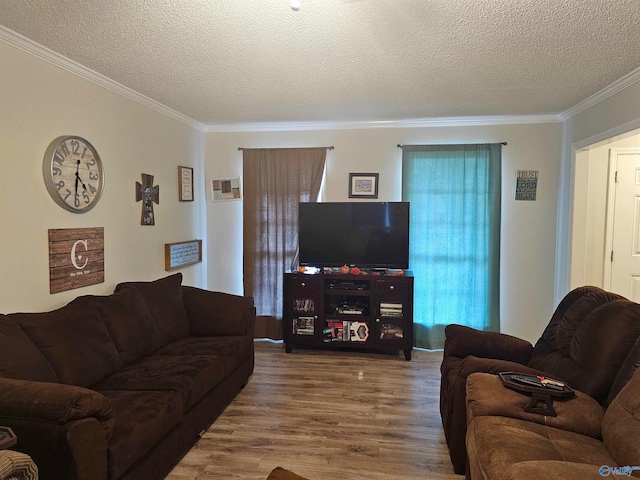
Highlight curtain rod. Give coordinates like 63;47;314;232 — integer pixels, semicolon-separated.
238;146;334;151
397;142;507;148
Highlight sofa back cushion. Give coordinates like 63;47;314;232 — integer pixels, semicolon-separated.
602;368;640;468
607;335;640;405
0;315;58;382
12;300;122;387
115;273;190;346
81;287;163;365
528;291;640;404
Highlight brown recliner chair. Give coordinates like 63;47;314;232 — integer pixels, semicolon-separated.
439;286;640;475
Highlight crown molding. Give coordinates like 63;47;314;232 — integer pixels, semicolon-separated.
205;114;561;133
559;66;640;122
0;26;207;132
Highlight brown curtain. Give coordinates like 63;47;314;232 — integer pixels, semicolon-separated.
243;148;326;337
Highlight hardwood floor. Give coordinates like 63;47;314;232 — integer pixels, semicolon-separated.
166;341;461;480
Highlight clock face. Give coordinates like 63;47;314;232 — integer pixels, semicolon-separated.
43;136;104;213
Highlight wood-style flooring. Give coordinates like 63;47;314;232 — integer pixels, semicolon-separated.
166;341;461;480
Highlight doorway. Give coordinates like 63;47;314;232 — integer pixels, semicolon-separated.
570;129;640;295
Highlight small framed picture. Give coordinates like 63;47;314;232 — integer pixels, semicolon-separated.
211;177;242;201
349;173;379;199
178;166;194;202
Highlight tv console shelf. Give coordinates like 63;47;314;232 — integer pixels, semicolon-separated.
283;271;414;360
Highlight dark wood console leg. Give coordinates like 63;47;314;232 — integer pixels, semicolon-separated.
285;343;293;353
403;349;412;361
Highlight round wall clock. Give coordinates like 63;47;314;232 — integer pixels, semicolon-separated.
42;136;104;213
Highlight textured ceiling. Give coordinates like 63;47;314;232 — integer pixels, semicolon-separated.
1;0;640;127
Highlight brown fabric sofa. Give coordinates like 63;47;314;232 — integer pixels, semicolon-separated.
465;363;640;479
440;286;640;474
0;273;255;480
267;467;310;480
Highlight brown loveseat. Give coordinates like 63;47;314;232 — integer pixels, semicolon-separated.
440;286;640;474
465;341;640;479
0;273;255;480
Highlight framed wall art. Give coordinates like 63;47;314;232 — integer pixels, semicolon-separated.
211;177;242;201
48;227;105;294
178;166;194;202
349;173;379;199
164;239;202;271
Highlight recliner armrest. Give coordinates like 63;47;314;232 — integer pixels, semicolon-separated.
466;372;604;439
458;356;550;380
0;377;114;439
444;324;534;364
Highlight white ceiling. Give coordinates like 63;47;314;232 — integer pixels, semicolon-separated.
1;0;640;128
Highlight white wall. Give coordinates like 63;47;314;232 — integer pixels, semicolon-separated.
205;123;562;344
0;41;206;313
556;79;640;301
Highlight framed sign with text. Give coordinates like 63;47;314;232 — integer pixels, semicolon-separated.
178;166;194;202
165;239;202;271
48;227;105;294
515;170;539;201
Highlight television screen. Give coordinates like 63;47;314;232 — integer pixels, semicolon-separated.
298;202;410;269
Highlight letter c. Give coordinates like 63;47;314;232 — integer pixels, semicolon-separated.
71;239;89;270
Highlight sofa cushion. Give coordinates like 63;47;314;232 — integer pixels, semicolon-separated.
94;354;225;410
99;390;183;480
182;286;254;336
115;273;190;345
0;315;58;382
466;372;605;439
154;336;253;376
466;415;617;480
81;288;163;365
602;369;640;469
11;300;121;387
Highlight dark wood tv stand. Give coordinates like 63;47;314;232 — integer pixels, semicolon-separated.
283;270;414;360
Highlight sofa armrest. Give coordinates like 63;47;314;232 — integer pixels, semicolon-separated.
0;377;114;439
466;372;604;439
182;286;256;337
444;324;534;364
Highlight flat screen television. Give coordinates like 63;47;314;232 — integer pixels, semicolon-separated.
298;202;410;269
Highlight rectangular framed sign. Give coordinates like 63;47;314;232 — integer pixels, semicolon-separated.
165;239;202;271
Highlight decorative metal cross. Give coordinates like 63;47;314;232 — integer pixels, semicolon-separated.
135;173;159;225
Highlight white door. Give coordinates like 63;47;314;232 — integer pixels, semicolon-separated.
606;149;640;301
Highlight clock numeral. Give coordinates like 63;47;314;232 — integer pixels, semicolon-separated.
83;191;90;204
53;167;62;176
63;189;72;202
55;180;65;190
70;140;88;159
88;183;97;194
60;141;71;158
53;152;65;165
74;194;81;208
85;158;96;168
89;171;99;181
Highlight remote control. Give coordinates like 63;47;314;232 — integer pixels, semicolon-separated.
511;374;543;387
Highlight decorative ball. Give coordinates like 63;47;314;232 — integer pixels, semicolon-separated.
396;269;404;276
341;265;350;274
350;267;361;275
298;266;306;273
